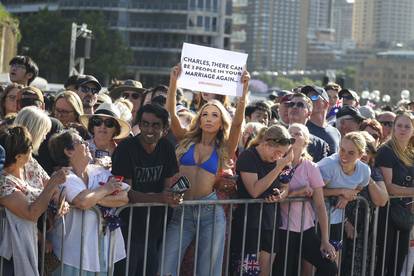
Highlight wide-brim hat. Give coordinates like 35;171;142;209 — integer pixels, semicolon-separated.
79;102;131;139
110;79;146;99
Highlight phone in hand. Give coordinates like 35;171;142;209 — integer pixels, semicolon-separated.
170;176;190;194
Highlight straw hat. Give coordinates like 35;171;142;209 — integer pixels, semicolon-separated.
109;79;146;99
79;103;131;139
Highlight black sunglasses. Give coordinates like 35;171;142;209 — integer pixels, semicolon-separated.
80;85;100;94
287;101;306;109
122;92;141;100
379;121;393;128
266;137;296;145
91;117;116;128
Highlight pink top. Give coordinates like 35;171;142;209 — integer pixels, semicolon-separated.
279;159;325;232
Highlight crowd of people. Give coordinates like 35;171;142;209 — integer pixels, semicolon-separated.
0;55;413;276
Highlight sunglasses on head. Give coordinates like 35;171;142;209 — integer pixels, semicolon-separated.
80;85;100;94
266;137;296;145
91;117;116;128
122;92;141;100
287;101;306;109
379;121;393;128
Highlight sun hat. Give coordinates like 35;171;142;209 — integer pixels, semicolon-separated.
109;79;146;100
79;102;131;139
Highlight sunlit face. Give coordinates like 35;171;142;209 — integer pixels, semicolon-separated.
138;112;165;145
68;134;92;164
199;105;222;133
378;113;396;139
249;110;269;126
121;90;142;116
339;138;362;167
4;87;19;115
9;63;29;84
77;82;99;108
327;89;339;108
287;98;310;124
289;126;306;150
307;91;327;114
393;116;414;143
263;143;291;163
278;101;290;125
54;98;77;126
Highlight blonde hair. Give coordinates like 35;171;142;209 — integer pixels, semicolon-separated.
342;131;366;155
248;124;291;148
388;111;414;166
53;90;84;122
14;106;52;154
288;123;312;160
176;100;231;171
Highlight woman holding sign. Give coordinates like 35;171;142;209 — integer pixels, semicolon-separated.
160;64;249;276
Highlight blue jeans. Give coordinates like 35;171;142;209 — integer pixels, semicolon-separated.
160;192;226;276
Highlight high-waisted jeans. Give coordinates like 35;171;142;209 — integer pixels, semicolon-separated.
159;192;226;276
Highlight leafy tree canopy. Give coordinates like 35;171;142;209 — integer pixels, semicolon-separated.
18;9;131;84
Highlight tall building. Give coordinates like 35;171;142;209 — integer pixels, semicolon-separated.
232;0;308;72
308;0;333;35
4;0;232;85
332;0;354;49
353;0;414;48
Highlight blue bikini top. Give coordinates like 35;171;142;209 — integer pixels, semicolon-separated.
180;144;219;175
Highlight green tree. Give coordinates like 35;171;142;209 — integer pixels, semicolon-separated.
18;9;131;84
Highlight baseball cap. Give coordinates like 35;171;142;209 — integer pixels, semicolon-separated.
77;75;102;91
300;85;329;102
339;89;360;102
336;106;366;122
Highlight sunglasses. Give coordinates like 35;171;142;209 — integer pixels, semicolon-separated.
379;121;393;128
266;137;296;145
287;101;306;109
79;85;100;94
122;92;141;100
91;117;117;128
309;94;320;101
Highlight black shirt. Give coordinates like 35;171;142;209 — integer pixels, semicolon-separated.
307;120;341;156
308;134;329;162
234;147;280;230
112;135;179;238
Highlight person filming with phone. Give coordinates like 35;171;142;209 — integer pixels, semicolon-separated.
230;124;293;275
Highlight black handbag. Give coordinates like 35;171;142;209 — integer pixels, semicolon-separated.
389;199;414;231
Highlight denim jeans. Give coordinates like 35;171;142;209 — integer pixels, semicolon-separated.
159;192;226;276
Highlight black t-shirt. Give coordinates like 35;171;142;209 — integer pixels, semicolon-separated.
112;135;179;238
34;117;63;175
376;144;414;187
307;120;341;156
234;147;280;230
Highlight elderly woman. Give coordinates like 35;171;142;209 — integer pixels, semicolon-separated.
274;123;337;276
161;65;249;276
52;91;84;127
0;126;67;276
80;103;130;163
375;111;414;276
0;83;23;118
48;129;128;275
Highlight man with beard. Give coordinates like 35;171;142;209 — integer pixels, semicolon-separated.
112;103;181;276
75;75;101;114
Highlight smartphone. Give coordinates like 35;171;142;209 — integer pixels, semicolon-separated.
170;176;190;194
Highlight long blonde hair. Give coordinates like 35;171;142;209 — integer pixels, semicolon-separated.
388;111;414;167
176;100;232;171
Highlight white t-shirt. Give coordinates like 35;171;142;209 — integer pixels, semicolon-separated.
50;165;126;272
317;153;370;224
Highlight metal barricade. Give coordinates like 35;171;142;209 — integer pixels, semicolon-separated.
2;195;414;275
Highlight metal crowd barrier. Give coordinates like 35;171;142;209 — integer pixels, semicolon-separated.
1;195;414;276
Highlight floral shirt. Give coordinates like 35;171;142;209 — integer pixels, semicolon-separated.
0;172;42;203
24;156;49;189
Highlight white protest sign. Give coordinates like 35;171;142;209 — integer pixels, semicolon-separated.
178;43;248;97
